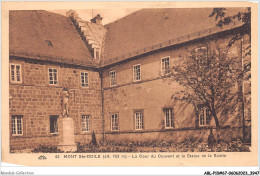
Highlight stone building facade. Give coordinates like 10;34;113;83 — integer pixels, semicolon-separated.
9;8;251;151
9;56;102;150
102;33;249;143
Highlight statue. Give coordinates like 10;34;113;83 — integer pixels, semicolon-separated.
61;88;69;117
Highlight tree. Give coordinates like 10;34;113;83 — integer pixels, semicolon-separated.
209;8;251;79
171;46;239;129
209;8;251;142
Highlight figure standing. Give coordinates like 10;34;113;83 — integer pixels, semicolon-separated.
61;88;69;117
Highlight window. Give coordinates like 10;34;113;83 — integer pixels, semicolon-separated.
94;48;100;60
133;64;141;81
161;57;170;75
164;108;173;128
111;113;119;131
81;72;89;87
48;68;58;85
135;111;143;130
195;47;207;65
11;115;23;135
50;115;58;134
10;64;22;83
109;70;116;87
82;115;90;132
198;106;210;127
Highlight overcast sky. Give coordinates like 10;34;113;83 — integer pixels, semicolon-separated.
51;9;140;25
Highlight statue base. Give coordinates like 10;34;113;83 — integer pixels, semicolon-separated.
57;117;77;152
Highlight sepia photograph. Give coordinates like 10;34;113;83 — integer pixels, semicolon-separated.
1;1;258;168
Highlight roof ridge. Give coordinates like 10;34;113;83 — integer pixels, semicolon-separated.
104;9;143;27
40;10;71;19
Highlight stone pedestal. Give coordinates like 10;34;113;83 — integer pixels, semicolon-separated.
57;117;77;152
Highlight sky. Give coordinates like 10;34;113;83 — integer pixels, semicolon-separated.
51;9;140;25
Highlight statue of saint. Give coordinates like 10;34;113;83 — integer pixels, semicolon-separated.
61;88;69;117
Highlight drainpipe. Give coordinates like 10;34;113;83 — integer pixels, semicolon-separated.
99;70;105;143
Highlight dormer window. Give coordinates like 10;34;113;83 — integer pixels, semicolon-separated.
94;48;100;60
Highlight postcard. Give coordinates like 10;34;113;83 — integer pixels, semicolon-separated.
1;1;258;167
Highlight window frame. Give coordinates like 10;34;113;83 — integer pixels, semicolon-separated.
133;64;141;82
111;113;119;131
195;46;208;65
134;110;144;131
198;105;211;127
10;63;22;83
163;108;174;129
49;115;59;134
81;115;91;132
80;72;89;88
161;56;171;75
48;68;58;85
11;115;23;136
94;48;100;60
109;70;117;87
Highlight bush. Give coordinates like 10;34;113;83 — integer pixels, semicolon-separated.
32;140;250;153
91;131;98;146
31;145;63;153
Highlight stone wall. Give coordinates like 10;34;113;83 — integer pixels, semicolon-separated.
9;57;102;150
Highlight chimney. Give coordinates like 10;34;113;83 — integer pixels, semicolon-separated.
90;14;103;25
66;10;79;19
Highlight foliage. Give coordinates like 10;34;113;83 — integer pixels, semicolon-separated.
209;8;250;46
209;8;251;79
30;140;250;153
91;131;98;146
76;142;136;153
171;47;239;128
209;8;251;143
75;140;250;153
31;144;63;153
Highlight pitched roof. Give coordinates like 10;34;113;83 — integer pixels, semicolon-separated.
9;10;96;67
66;10;107;63
102;8;245;66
